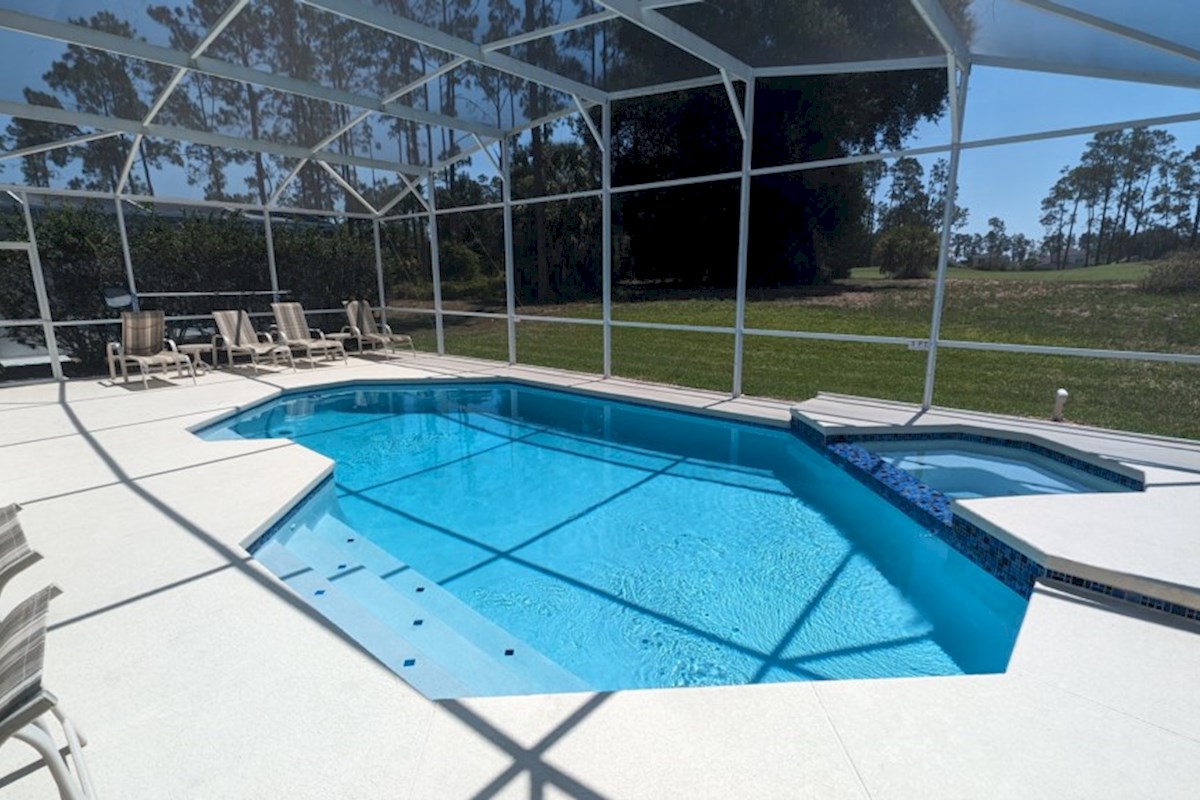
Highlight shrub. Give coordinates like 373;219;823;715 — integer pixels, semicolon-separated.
1140;251;1200;294
873;225;938;279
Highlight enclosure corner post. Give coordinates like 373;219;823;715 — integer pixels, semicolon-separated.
732;77;756;398
264;209;280;303
427;173;446;355
114;195;139;311
502;137;517;365
602;100;613;378
372;218;387;328
22;192;63;380
922;60;969;410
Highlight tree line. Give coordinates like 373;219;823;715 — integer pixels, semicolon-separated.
2;0;970;305
1039;128;1200;269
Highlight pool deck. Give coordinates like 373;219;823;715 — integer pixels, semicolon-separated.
0;355;1197;799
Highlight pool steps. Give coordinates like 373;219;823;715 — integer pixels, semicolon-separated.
254;513;589;698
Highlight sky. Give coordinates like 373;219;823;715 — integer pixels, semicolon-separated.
1;5;1198;239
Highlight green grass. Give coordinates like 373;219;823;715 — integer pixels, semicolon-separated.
849;261;1155;282
402;265;1200;440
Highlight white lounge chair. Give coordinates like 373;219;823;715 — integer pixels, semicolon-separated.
212;310;295;373
341;300;415;357
0;506;96;800
270;302;347;367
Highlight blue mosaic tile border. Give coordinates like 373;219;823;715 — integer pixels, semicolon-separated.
791;420;1199;623
827;430;1144;491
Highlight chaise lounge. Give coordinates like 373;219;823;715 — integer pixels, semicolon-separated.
341;300;415;357
106;310;196;389
270;302;347;367
212;310;295;373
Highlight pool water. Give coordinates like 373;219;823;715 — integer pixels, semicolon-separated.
202;383;1027;697
867;439;1129;499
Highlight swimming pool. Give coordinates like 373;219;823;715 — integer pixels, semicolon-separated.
202;383;1027;697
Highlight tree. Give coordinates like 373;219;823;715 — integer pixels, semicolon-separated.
982;216;1010;269
874;225;937;278
43;12;180;193
2;91;80;188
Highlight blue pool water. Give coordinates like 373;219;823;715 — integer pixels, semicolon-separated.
867;439;1129;499
201;383;1027;697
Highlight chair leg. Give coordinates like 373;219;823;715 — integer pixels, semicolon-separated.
52;706;97;800
13;722;89;800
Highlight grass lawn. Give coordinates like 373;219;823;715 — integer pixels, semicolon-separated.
848;262;1156;283
398;264;1200;440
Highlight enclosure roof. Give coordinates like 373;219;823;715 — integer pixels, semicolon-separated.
0;1;1196;214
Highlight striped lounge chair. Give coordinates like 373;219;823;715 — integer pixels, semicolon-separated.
105;309;196;388
212;310;295;373
341;300;415;357
270;302;347;367
0;504;96;799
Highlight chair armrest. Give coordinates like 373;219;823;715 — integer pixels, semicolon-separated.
256;332;274;343
309;328;327;340
164;338;180;352
211;334;224;349
343;325;363;337
381;324;394;334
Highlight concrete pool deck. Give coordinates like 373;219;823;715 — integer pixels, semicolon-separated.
0;355;1197;798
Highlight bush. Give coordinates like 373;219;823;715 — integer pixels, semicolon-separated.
438;240;482;282
1140;251;1200;294
873;225;938;279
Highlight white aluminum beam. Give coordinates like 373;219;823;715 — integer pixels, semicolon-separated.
483;12;617;52
1014;0;1200;66
0;100;427;176
754;56;947;78
607;73;725;101
720;69;747;141
373;218;387;328
573;96;605;152
316;159;379;215
601;100;613;377
376;179;425;217
922;60;969;410
595;0;752;80
908;0;970;67
302;0;607;103
264;211;280;301
115;134;143;194
0;131;121;162
731;77;755;397
501;137;517;364
0;9;501;138
471;134;502;174
19;192;63;379
141;1;251;128
113;195;139;311
426;176;445;354
972;53;1200;91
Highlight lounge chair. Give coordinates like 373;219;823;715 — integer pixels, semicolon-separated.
341;300;415;357
106;309;196;388
270;302;347;367
0;505;96;800
212;310;295;373
0;503;40;597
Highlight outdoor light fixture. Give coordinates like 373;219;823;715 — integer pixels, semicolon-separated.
1053;388;1070;422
